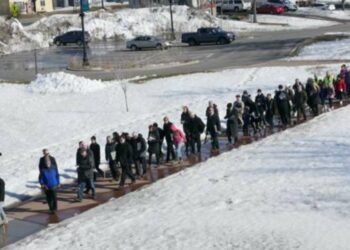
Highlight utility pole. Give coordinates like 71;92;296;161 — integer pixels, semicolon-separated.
80;0;89;66
101;0;104;9
169;0;175;40
34;49;38;75
252;0;257;23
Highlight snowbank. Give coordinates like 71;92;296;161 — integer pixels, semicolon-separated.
297;7;350;20
0;6;336;55
290;38;350;60
6;81;350;250
27;72;106;94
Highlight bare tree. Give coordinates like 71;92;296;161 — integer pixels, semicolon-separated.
342;0;346;10
120;80;129;112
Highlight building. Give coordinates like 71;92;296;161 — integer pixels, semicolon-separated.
35;0;53;12
0;0;10;15
129;0;210;9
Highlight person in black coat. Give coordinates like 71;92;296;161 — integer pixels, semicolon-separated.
206;107;221;150
255;89;267;127
294;85;307;122
116;136;136;187
205;101;219;118
163;116;176;162
305;78;320;116
153;123;164;159
181;106;191;154
0;177;7;224
148;125;160;166
131;132;147;177
76;148;96;201
265;93;275;129
224;103;239;144
105;136;119;181
274;85;291;127
39;149;58;174
187;112;205;154
90;136;104;179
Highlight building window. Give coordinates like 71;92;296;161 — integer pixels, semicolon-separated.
40;0;45;6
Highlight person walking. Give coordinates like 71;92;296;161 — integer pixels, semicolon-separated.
163;116;176;162
334;75;347;106
38;149;60;214
181;106;191;155
187;112;205;154
274;85;291;128
294;85;307;122
265;93;275;129
170;124;186;163
105;136;119;182
224;103;239;145
76;148;96;201
131;132;147;177
90;136;104;180
116;136;136;187
148;125;160;166
205;101;219;118
0;177;7;224
255;89;267;127
206;107;221;151
153;123;164;160
233;95;244;125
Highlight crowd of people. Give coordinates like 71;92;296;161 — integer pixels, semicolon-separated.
0;66;348;216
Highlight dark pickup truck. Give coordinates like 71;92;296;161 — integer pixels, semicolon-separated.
181;27;235;46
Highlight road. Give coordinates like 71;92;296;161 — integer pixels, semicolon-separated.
0;22;349;82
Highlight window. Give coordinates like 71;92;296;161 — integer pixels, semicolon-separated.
234;0;242;3
40;0;45;6
229;0;233;4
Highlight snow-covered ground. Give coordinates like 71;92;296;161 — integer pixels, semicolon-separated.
297;7;350;20
5;68;350;250
0;63;342;207
290;38;350;60
0;6;336;55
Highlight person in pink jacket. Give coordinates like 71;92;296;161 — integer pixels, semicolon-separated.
170;124;186;162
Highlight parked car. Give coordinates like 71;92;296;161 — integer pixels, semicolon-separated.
257;4;285;14
181;27;235;46
126;36;169;50
311;2;335;10
266;0;298;11
53;31;91;46
217;0;251;12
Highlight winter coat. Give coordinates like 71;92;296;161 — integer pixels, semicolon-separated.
181;112;191;134
205;104;219;118
225;107;239;137
77;152;95;182
0;178;5;202
89;142;101;166
274;90;290;115
39;164;60;189
188;115;205;137
116;142;133;166
170;124;186;145
255;94;267;112
206;114;221;135
306;80;320;107
294;90;307;108
242;95;257;114
323;75;334;88
39;156;57;172
265;98;275;118
105;142;117;163
131;136;147;158
148;130;160;154
335;79;346;92
163;122;174;144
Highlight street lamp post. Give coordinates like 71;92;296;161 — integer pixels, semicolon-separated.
80;0;89;66
169;0;175;40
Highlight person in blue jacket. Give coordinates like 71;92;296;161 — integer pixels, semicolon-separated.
38;149;60;214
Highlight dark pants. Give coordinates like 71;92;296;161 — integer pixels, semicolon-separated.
210;132;219;150
148;151;160;166
295;105;306;121
0;178;4;202
189;134;201;153
265;113;274;128
109;160;120;181
227;122;238;144
120;164;135;186
45;188;57;212
95;162;104;177
133;156;147;176
166;141;176;162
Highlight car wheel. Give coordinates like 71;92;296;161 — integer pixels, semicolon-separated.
130;45;137;51
234;7;239;12
76;40;83;46
217;37;228;45
156;43;163;50
55;40;62;46
188;39;197;46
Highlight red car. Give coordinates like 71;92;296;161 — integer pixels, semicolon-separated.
257;4;285;14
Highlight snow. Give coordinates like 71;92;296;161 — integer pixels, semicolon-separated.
0;6;336;55
27;72;106;94
297;7;350;20
290;38;350;60
0;64;343;207
4;68;350;249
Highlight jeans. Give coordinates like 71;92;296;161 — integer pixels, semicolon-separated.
175;142;185;160
109;160;120;181
45;187;58;211
119;164;135;186
78;179;95;200
166;141;176;162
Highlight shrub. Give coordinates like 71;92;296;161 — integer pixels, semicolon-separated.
10;3;20;18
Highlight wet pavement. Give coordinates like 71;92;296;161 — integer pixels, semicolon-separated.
0;99;348;248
